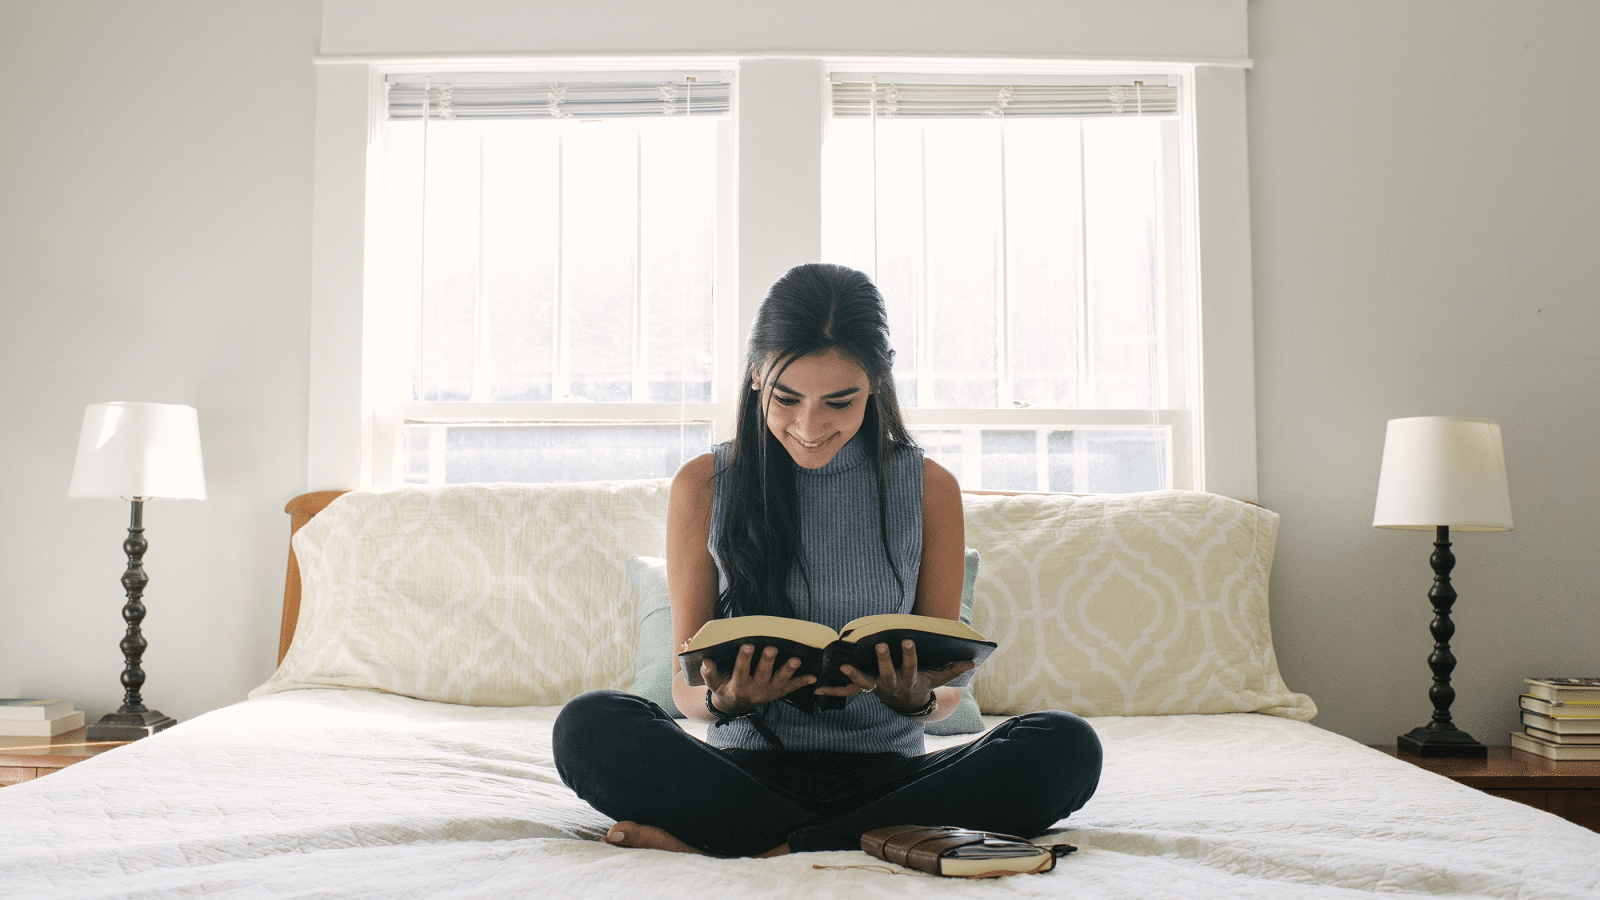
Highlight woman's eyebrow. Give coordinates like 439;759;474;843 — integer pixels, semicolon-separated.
771;382;862;400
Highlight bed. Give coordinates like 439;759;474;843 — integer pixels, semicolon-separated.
3;482;1598;899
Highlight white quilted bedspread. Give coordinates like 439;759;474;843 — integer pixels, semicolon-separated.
3;690;1597;899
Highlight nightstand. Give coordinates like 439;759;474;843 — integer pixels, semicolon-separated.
0;728;130;786
1373;745;1600;832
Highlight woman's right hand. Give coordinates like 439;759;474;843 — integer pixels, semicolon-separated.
703;644;817;715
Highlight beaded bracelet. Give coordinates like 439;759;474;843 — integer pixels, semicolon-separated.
705;689;756;724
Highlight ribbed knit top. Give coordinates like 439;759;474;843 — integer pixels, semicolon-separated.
706;433;925;757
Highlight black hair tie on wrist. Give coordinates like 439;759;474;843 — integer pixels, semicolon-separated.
893;692;938;718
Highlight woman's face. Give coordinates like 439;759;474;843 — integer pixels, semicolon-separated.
757;348;873;469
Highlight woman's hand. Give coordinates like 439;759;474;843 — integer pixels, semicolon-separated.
828;640;976;714
702;644;818;716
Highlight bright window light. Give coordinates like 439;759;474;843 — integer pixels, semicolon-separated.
823;92;1188;493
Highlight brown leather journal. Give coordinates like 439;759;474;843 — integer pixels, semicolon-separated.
861;825;1074;878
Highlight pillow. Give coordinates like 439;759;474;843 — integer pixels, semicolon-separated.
961;490;1316;721
626;548;986;734
921;547;986;735
251;480;671;706
627;556;682;716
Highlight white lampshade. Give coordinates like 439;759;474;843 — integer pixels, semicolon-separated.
68;402;207;500
1373;416;1511;531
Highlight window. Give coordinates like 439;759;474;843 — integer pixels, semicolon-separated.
327;57;1246;495
370;73;732;484
822;75;1190;492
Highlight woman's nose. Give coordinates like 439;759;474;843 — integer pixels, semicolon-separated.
795;403;823;436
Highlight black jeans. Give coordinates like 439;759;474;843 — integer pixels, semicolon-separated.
552;689;1102;857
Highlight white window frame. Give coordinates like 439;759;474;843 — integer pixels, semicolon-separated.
308;53;1258;500
363;64;741;484
819;65;1197;493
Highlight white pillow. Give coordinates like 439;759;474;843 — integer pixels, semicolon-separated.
251;480;669;706
961;490;1315;720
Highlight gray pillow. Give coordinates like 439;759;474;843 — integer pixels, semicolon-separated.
626;555;684;716
626;548;986;734
922;548;986;735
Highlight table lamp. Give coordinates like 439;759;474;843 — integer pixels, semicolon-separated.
1373;416;1512;757
68;402;206;740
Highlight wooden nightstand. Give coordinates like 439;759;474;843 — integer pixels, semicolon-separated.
1373;745;1600;832
0;728;130;786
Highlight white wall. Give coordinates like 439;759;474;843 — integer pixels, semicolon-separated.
3;0;1593;745
1249;0;1600;743
0;1;318;723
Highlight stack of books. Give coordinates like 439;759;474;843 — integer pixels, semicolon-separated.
1514;678;1600;760
0;699;85;738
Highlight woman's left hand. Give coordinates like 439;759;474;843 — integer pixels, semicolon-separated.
823;640;976;714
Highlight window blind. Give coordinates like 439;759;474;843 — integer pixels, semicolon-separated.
387;73;732;121
831;76;1177;118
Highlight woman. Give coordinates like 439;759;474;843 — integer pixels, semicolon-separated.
554;263;1101;858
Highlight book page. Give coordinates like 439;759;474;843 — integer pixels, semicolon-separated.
682;616;839;652
837;614;989;644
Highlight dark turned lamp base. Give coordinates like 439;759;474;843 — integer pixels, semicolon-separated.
87;709;177;741
1395;525;1486;760
1398;726;1487;758
89;498;180;743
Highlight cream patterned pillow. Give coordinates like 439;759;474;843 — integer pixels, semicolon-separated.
251;480;670;706
962;491;1315;720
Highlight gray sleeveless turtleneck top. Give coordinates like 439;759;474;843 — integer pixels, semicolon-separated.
706;433;925;757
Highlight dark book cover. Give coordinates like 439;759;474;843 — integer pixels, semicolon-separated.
679;629;995;715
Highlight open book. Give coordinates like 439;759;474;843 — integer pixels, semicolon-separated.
678;613;996;714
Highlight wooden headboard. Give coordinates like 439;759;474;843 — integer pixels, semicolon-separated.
279;491;348;664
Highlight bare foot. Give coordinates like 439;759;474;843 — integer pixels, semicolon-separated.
602;822;791;859
604;821;712;856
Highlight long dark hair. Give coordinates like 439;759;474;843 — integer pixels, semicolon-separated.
715;263;914;620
